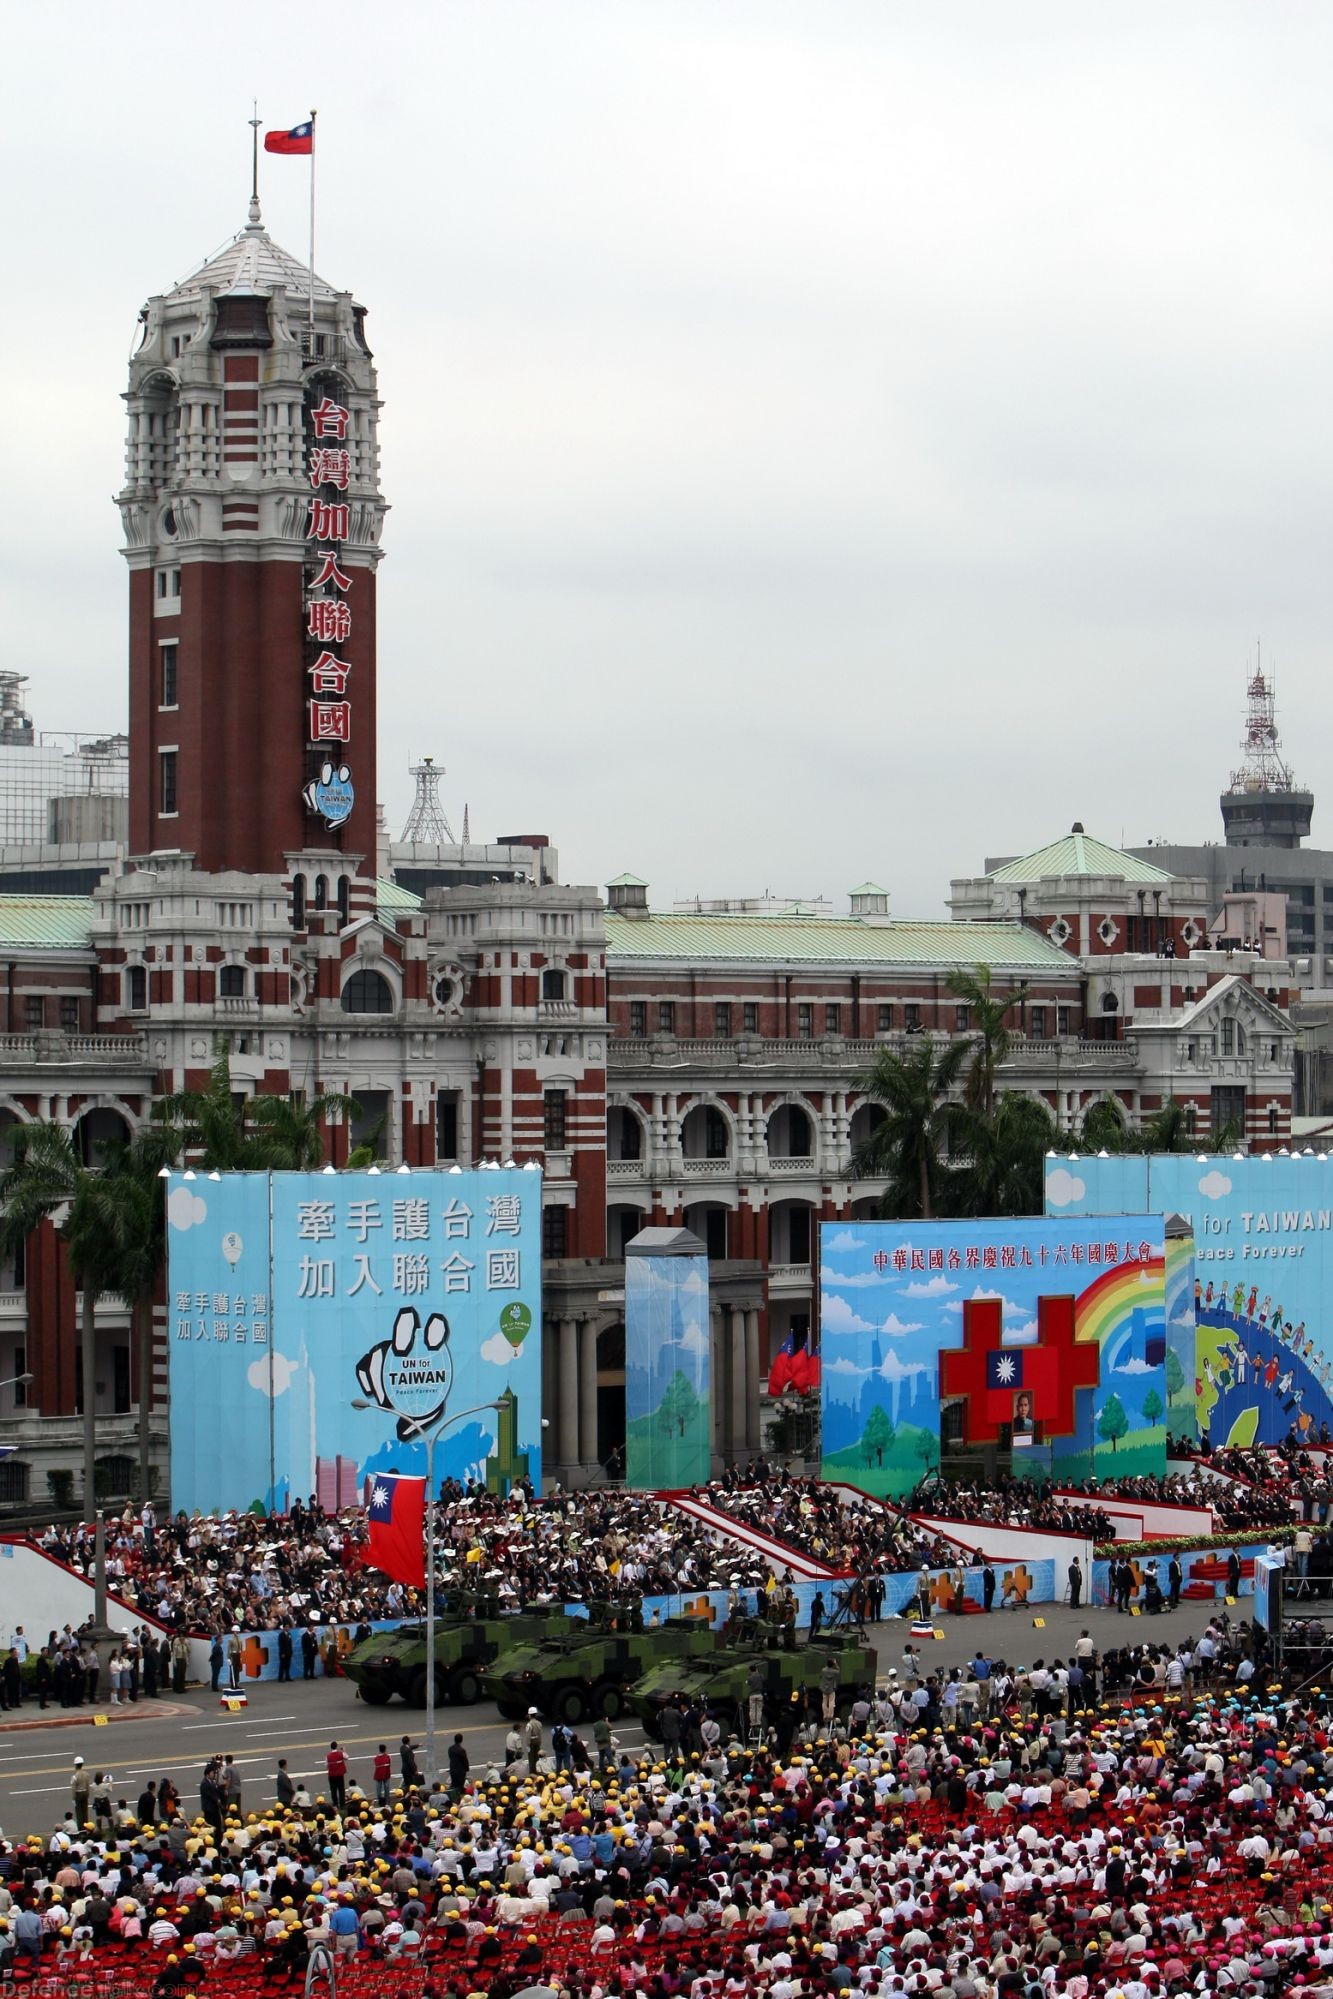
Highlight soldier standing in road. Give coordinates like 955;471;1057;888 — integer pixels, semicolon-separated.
525;1707;543;1774
326;1739;348;1809
1068;1557;1083;1609
71;1757;90;1826
747;1661;766;1737
400;1734;421;1789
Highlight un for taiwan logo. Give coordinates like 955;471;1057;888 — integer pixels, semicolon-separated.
355;1305;452;1438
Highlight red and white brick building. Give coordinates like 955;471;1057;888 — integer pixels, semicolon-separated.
0;211;1299;1507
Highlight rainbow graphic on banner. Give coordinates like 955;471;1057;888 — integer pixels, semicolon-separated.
1075;1257;1166;1355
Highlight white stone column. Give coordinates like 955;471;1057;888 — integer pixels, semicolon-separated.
558;1317;579;1473
710;1305;725;1461
745;1308;761;1451
578;1320;599;1475
729;1307;747;1456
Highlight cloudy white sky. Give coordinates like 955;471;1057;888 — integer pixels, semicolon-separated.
6;3;1333;912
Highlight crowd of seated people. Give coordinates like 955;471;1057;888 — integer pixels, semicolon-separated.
694;1467;947;1575
903;1475;1115;1542
1;1615;1328;1999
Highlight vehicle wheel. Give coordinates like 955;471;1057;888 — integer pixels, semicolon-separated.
595;1681;625;1720
553;1685;586;1725
359;1686;391;1706
494;1699;525;1721
450;1668;481;1705
406;1668;428;1708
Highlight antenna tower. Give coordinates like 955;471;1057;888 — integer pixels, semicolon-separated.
400;755;455;843
1229;648;1297;796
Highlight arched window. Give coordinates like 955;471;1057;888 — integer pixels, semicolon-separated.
291;873;306;928
336;876;350;926
1221;1018;1235;1055
341;969;394;1015
541;968;567;1001
219;965;246;999
314;875;328;911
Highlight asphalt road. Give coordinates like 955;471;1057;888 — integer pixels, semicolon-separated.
0;1596;1246;1838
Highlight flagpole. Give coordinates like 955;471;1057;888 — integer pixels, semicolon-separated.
308;107;318;345
249;102;261;214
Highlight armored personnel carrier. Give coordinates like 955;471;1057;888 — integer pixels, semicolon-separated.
343;1594;571;1707
627;1621;877;1737
483;1602;720;1724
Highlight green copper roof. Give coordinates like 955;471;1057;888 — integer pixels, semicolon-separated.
605;912;1071;969
0;896;97;949
987;830;1173;885
377;877;423;915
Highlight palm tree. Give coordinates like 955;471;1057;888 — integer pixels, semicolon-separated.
946;964;1030;1117
1079;1093;1199;1155
1079;1094;1137;1153
951;1092;1059;1217
0;1123;143;1545
852;1036;970;1219
106;1123;186;1503
156;1050;356;1169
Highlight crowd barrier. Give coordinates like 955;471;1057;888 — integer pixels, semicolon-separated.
187;1556;1062;1683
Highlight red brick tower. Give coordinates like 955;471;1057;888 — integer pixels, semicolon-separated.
118;195;385;875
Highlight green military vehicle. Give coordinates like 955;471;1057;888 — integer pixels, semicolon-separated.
483;1603;720;1724
343;1596;572;1707
628;1622;877;1738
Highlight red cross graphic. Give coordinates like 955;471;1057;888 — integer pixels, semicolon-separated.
239;1636;270;1679
940;1294;1100;1444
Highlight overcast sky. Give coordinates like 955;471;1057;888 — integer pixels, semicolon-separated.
6;3;1333;914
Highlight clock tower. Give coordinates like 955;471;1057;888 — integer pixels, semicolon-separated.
119;197;385;875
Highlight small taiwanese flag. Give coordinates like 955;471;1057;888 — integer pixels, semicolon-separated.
364;1472;426;1589
265;121;314;156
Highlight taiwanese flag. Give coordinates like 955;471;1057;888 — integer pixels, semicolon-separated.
768;1330;800;1394
265;122;314;155
793;1342;820;1394
364;1472;426;1588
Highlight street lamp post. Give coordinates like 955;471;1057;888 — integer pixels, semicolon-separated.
352;1395;502;1788
0;1372;32;1394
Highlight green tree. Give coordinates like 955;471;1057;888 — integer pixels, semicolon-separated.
1079;1096;1137;1153
1079;1094;1199;1156
852;1036;969;1220
656;1369;700;1440
0;1124;145;1539
861;1402;893;1468
1141;1386;1164;1427
108;1123;188;1501
950;1092;1059;1218
156;1051;356;1169
1164;1347;1186;1404
1138;1098;1195;1155
946;964;1029;1118
1096;1393;1129;1452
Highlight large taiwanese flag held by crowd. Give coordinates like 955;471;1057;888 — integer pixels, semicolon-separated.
364;1472;426;1588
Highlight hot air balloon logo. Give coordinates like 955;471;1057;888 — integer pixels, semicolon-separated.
499;1302;532;1353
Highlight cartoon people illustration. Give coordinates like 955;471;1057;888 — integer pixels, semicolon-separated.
1245;1286;1259;1321
1233;1344;1249;1387
1204;1280;1215;1309
1264;1355;1280;1391
1232;1282;1246;1316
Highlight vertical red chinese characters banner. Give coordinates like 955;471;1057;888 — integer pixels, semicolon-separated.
302;396;356;829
